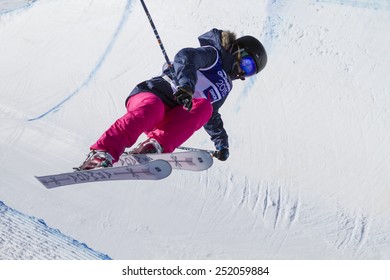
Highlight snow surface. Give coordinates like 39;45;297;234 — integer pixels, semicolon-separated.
0;0;390;259
0;201;111;259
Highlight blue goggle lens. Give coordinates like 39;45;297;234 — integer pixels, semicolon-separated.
239;55;257;77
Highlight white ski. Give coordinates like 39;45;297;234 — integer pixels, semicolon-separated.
36;160;172;189
115;151;213;171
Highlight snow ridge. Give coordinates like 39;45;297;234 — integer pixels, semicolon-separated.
27;0;134;121
0;201;111;260
0;0;37;15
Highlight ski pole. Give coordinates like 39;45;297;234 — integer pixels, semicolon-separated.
177;146;218;157
139;0;179;85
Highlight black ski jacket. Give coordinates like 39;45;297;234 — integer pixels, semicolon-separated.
126;28;236;149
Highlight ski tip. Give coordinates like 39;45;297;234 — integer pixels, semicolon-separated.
147;159;172;179
173;150;214;171
191;150;214;171
196;151;213;171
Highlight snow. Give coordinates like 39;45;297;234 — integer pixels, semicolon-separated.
0;201;111;259
1;0;390;260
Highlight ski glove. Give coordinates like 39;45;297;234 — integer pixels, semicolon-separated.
174;85;193;111
214;146;229;161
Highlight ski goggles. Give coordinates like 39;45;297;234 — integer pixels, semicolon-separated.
234;48;257;77
239;55;257;77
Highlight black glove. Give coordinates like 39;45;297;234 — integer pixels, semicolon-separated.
174;85;193;111
213;146;229;161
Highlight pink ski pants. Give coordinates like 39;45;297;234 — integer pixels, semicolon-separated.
90;92;213;161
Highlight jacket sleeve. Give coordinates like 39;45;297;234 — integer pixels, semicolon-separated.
173;46;217;90
203;99;229;149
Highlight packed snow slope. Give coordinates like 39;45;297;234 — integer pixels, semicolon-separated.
1;0;390;259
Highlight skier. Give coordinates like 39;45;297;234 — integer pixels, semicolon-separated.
79;28;267;170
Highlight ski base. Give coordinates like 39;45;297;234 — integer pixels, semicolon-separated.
36;160;172;189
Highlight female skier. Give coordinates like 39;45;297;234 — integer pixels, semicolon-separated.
79;28;267;170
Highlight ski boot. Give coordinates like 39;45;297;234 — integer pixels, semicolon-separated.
77;150;114;170
130;138;163;154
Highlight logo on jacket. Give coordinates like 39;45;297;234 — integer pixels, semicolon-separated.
204;86;219;102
